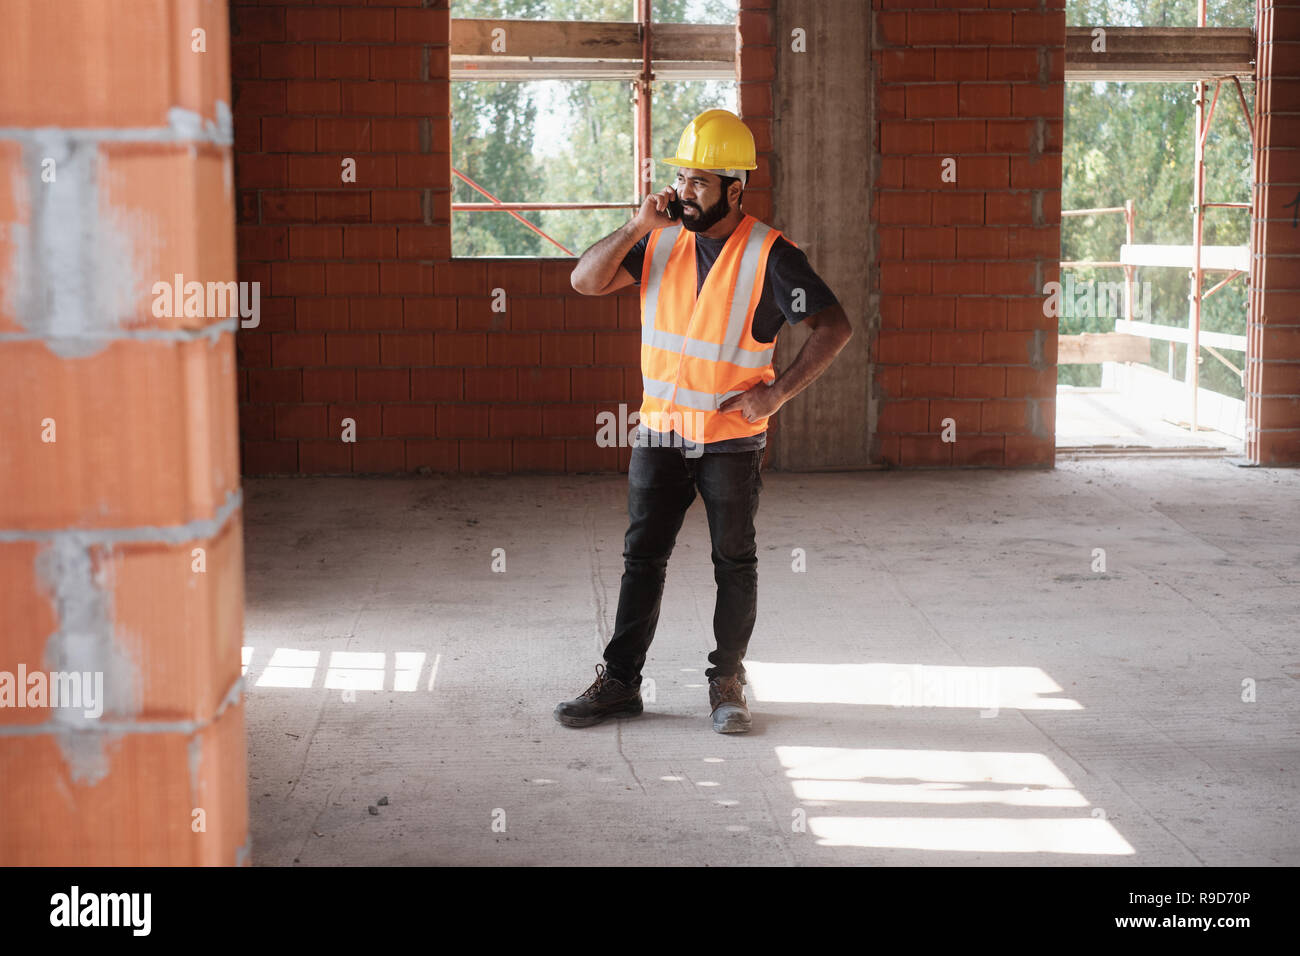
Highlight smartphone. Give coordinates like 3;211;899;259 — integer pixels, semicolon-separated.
667;195;684;221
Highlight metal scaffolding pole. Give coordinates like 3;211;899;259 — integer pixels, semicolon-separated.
1186;0;1211;434
1188;78;1206;432
634;0;654;205
1123;198;1135;323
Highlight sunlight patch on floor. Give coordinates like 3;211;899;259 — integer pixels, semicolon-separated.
778;746;1134;855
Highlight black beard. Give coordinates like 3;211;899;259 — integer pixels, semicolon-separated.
680;189;730;232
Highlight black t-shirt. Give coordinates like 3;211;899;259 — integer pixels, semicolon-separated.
620;222;839;454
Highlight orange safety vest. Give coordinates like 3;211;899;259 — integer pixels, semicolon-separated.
638;214;783;445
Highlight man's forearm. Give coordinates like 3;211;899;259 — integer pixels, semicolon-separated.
571;220;647;294
771;323;853;407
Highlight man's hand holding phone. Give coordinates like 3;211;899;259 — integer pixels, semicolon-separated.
635;186;684;232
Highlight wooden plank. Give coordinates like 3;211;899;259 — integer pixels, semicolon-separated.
1058;332;1152;365
1065;27;1254;81
1114;319;1248;352
452;59;734;81
450;19;734;62
1120;243;1250;272
655;23;735;61
452;19;639;58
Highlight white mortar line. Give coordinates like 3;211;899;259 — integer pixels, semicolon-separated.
0;319;240;344
0;104;235;146
0;489;244;545
0;675;246;738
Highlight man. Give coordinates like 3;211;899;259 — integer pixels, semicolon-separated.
557;109;853;734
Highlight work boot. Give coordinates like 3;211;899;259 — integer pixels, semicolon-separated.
554;664;643;728
709;673;752;734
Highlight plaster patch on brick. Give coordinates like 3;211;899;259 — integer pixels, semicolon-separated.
1028;398;1052;439
166;102;234;147
188;734;203;796
35;538;142;785
1030;328;1050;369
7;137;149;358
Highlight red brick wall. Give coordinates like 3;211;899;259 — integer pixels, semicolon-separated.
233;0;1067;474
1247;0;1300;465
232;0;642;474
872;1;1065;467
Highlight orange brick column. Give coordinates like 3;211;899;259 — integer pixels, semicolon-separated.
872;1;1064;467
1247;0;1300;465
0;2;249;863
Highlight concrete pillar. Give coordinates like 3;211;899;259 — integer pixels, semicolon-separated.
0;0;249;864
766;0;875;469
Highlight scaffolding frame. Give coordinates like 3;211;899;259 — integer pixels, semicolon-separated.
1063;5;1255;435
1186;0;1255;431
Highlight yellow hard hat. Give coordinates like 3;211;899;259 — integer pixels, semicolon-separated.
661;109;757;177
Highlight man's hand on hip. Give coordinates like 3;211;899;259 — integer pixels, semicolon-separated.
718;381;783;424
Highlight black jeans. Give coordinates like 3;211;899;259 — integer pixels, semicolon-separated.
602;442;764;685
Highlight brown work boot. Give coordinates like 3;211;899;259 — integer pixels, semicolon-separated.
554;664;644;728
709;673;752;734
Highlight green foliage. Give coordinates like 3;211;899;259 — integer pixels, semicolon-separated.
452;80;547;256
1061;0;1254;395
1066;0;1253;28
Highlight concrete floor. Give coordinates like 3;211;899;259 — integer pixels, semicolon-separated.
1056;387;1242;455
242;457;1299;865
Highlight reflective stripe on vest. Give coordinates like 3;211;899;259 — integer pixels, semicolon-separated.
639;215;779;443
